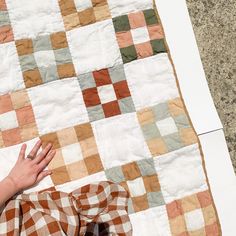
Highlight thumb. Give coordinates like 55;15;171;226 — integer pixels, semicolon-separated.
36;170;52;183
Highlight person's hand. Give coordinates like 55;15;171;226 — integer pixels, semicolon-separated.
6;140;56;192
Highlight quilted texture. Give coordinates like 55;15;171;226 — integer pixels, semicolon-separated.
0;0;221;235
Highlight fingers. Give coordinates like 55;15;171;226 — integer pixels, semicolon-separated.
37;149;56;172
28;140;42;159
36;170;52;183
33;143;52;164
18;144;27;161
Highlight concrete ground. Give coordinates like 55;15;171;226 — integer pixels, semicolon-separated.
186;0;236;173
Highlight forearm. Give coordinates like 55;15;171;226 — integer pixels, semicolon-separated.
0;176;20;208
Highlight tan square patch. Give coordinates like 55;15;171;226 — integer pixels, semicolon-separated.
181;194;201;213
169;215;187;235
57;63;76;78
50;31;68;49
51;166;71;185
67;160;88;180
132;194;149;212
20;123;38;141
137;108;155;125
23;69;42;88
78;8;96;26
48;149;65;169
63;13;80;31
84;154;103;174
122;162;141;180
80;136;98;158
143;175;160;192
57;127;78;147
147;138;168;156
15;38;33;56
10;90;30;110
40;132;60;150
93;5;110;21
202;205;217;225
74;123;93;141
168;98;185;117
179;128;198;146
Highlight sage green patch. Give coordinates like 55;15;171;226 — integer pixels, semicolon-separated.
147;192;165;207
39;65;59;83
141;123;160;140
54;48;72;65
19;54;37;72
151;39;166;54
113;15;130;32
109;64;126;83
105;166;126;182
152;102;170;121
118;97;135;114
143;9;158;25
33;35;52;52
136;158;156;176
128;198;135;214
0;11;10;27
78;72;96;90
174;114;191;129
163;133;183;152
87;105;105;122
120;45;137;64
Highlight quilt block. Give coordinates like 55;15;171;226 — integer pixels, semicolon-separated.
0;0;221;235
0;90;38;147
15;32;76;88
113;9;166;63
78;65;135;121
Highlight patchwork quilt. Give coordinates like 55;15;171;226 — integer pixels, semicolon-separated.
0;0;221;235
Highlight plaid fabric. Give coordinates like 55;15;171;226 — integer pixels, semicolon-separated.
0;181;132;236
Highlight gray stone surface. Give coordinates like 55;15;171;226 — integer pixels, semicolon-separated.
186;0;236;172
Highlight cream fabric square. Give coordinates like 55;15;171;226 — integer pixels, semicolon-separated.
74;0;92;11
28;78;89;135
7;0;65;40
0;42;25;95
127;177;146;197
92;113;151;169
156;117;178;136
61;143;83;164
125;54;179;110
97;84;117;104
34;50;56;68
154;144;208;203
185;209;205;231
129;206;172;236
67;19;121;75
131;27;150;44
107;0;153;17
0;111;18;131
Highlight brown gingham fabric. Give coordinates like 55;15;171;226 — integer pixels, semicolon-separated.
0;181;132;236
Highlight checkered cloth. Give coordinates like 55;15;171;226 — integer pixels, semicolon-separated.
0;181;132;235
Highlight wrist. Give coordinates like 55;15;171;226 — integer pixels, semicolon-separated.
4;176;22;194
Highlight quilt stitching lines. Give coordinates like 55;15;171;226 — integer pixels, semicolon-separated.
112;9;167;64
58;0;111;31
78;64;135;121
0;90;38;147
15;31;76;88
0;0;14;43
166;190;220;235
105;158;165;213
40;122;103;185
137;98;198;156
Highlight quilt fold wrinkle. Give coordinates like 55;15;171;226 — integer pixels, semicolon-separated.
0;181;132;235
